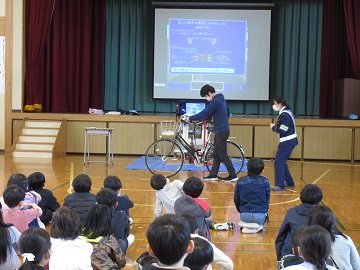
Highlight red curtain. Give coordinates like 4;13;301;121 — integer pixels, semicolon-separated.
25;0;105;113
319;0;355;117
24;0;55;112
343;0;360;78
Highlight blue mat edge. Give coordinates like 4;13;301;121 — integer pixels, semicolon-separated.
125;156;247;172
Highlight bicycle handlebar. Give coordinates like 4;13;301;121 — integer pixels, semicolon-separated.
180;115;205;126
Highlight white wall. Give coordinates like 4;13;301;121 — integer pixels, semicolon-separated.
0;36;4;149
0;0;23;150
12;0;23;111
0;0;5;149
0;0;5;17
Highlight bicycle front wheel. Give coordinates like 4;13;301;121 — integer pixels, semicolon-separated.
205;141;245;175
145;139;184;178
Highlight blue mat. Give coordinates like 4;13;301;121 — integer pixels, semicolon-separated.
125;156;247;172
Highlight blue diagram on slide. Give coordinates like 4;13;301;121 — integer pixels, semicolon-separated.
168;19;247;75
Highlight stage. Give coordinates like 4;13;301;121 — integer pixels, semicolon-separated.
8;112;360;163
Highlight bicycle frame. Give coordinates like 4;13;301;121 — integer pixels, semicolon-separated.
145;118;245;177
173;121;213;165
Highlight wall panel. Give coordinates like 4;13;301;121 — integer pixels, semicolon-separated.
303;127;352;160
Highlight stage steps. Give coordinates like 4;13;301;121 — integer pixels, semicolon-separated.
12;119;67;159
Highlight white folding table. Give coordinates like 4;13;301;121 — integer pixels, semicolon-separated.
84;127;114;165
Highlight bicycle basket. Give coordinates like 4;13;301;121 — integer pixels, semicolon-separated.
160;121;178;137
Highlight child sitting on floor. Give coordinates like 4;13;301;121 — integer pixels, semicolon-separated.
182;214;234;270
0;202;21;269
63;174;96;225
81;204;126;269
2;185;42;233
18;228;51;270
104;175;134;223
49;207;93;269
234;158;270;233
150;174;184;217
28;172;60;225
174;177;234;241
143;214;194;270
96;188;134;254
282;225;337;270
278;224;336;269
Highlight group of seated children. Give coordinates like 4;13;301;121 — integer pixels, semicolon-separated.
149;158;360;270
2;157;357;270
137;213;233;270
142;157;271;269
151;174;235;238
149;174;236;269
151;157;270;236
139;213;216;270
0;171;134;269
276;184;360;269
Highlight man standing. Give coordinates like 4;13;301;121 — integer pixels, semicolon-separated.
186;84;238;182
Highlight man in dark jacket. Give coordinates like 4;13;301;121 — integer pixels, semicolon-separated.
187;84;237;182
275;184;323;260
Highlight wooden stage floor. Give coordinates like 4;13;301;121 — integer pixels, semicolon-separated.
0;153;359;269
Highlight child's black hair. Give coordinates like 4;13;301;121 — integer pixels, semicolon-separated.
50;207;82;240
0;202;13;265
7;173;28;191
299;184;323;205
150;174;167;190
82;204;112;239
72;174;92;192
308;204;347;241
184;237;213;270
183;177;203;198
96;188;117;207
146;214;191;266
3;184;26;208
28;172;46;190
103;175;122;191
247;158;264;175
298;225;332;270
18;228;50;270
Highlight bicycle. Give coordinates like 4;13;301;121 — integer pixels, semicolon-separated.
145;117;245;177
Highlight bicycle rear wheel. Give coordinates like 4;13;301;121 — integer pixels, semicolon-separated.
205;141;245;175
145;139;184;178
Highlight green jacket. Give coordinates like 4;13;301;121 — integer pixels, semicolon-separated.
81;234;126;269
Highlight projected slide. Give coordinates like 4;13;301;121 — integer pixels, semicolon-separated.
167;19;247;92
169;19;247;75
153;8;271;101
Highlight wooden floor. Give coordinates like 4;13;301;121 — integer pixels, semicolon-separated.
0;153;359;269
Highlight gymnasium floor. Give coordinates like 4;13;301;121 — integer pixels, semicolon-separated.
0;153;359;269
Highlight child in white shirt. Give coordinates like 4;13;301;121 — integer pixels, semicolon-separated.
150;174;184;217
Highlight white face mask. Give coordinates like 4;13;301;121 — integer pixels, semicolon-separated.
206;95;213;102
272;104;280;112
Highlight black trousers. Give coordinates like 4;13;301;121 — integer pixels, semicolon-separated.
210;131;236;176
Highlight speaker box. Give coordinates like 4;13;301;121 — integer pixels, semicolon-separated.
333;78;360;118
